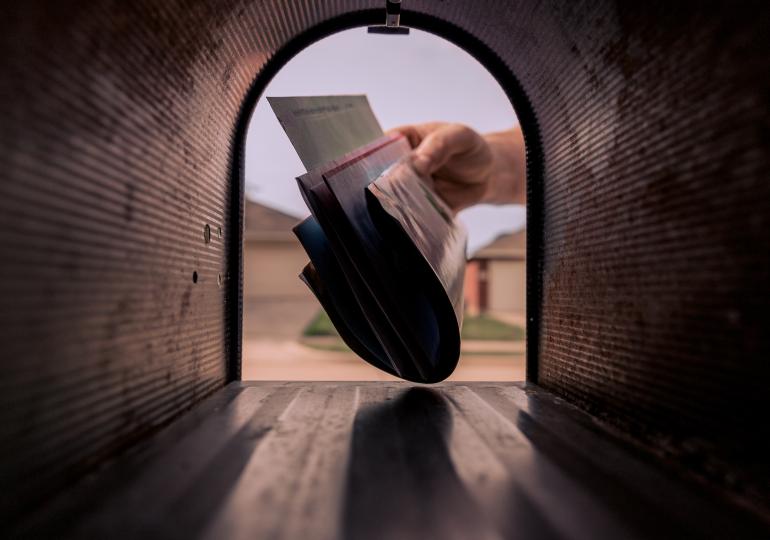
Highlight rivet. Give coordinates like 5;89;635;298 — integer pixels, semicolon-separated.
204;224;211;244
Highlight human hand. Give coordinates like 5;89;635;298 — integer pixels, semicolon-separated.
388;123;526;212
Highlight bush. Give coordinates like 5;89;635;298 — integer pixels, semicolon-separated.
303;309;338;336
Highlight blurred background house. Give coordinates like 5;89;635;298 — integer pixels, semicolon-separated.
464;229;526;324
243;199;316;340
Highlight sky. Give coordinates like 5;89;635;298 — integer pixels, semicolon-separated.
245;28;525;254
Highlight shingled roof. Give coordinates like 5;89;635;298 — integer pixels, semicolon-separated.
244;199;302;241
471;229;526;260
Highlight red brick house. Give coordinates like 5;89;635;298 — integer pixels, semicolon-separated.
464;229;526;317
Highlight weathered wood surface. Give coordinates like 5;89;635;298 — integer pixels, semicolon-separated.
17;382;768;539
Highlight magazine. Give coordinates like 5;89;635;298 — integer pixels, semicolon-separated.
270;95;467;383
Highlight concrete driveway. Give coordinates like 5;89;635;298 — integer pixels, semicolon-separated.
242;298;526;381
242;338;525;381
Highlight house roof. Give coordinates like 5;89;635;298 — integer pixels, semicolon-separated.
244;199;302;241
471;229;526;260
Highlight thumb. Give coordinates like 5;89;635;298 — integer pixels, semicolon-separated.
411;130;450;176
411;124;473;176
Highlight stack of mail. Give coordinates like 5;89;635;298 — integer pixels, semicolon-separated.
269;95;466;383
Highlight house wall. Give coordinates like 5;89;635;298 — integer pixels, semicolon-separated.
463;260;481;316
488;260;526;314
243;240;311;300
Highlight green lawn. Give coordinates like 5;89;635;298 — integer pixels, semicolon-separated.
303;309;338;336
303;309;525;341
461;315;525;341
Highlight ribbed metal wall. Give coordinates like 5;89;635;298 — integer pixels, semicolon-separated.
1;0;768;522
531;2;770;466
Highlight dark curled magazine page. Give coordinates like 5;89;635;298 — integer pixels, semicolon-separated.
320;136;441;381
293;217;397;376
367;159;467;326
296;135;415;379
363;157;466;382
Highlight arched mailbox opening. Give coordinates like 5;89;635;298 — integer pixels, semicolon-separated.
5;2;769;535
231;11;543;383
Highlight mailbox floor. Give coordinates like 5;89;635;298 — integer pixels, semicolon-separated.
23;382;767;539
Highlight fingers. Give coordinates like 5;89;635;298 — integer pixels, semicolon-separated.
411;124;480;176
386;125;422;148
385;122;449;149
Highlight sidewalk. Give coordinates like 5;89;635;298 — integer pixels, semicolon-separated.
461;339;525;354
242;337;525;381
